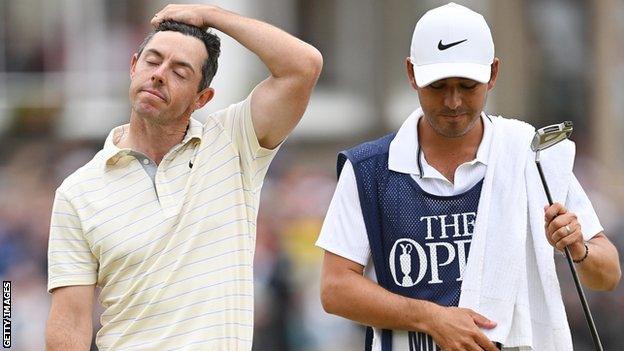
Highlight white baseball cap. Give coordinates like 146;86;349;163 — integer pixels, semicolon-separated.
410;2;494;87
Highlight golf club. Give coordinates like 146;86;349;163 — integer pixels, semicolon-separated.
531;121;603;351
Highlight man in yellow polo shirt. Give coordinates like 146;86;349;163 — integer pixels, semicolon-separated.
45;4;322;350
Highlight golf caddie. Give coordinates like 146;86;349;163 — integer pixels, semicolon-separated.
316;3;621;350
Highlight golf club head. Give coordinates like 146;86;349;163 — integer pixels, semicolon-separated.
531;121;573;152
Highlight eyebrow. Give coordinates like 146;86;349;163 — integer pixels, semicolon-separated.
145;48;196;74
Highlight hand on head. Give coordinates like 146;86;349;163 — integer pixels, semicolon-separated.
151;4;216;29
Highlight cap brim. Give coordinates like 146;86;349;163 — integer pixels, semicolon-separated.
414;62;491;88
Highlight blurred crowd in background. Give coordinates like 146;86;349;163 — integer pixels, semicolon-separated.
0;0;623;350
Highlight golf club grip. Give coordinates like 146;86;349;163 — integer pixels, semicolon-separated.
536;161;604;351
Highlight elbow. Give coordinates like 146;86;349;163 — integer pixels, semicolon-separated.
606;266;622;292
605;253;622;292
320;275;340;315
591;265;621;292
298;46;323;84
308;47;323;80
45;312;93;350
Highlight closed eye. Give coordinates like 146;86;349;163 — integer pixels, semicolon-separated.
428;83;445;90
461;83;478;89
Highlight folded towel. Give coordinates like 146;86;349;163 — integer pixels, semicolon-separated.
458;116;575;350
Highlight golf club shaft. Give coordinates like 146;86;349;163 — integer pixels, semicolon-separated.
535;159;603;351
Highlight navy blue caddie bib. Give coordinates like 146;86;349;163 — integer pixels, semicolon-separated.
338;133;483;351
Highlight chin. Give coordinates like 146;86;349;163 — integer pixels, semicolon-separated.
446;117;480;137
132;101;162;116
432;121;474;138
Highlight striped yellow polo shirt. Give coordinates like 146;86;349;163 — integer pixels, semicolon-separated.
47;93;279;350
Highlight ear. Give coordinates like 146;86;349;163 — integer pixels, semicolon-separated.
487;57;500;91
405;57;418;90
194;87;215;110
130;53;139;78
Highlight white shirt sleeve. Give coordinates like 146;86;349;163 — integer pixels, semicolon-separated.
210;91;281;189
47;190;98;292
565;174;604;241
316;160;371;266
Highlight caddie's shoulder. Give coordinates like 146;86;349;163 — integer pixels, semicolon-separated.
336;132;395;178
341;132;396;163
489;114;535;131
489;115;535;137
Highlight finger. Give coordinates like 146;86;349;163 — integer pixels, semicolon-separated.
555;228;583;251
151;13;162;27
463;340;486;351
543;202;560;222
546;213;575;236
549;220;574;243
473;333;500;351
474;334;500;351
550;219;580;248
544;217;568;247
544;202;567;223
544;204;566;224
470;311;497;329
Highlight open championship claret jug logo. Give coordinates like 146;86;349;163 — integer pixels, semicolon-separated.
388;212;476;288
389;239;427;287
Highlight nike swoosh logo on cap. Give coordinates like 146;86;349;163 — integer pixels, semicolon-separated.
438;39;468;50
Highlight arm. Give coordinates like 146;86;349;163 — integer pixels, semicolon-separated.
152;5;323;149
544;203;621;291
45;285;95;351
321;251;499;351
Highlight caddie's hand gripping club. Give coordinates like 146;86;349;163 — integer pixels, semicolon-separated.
531;121;603;351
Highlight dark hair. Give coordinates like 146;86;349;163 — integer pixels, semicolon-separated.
137;20;221;92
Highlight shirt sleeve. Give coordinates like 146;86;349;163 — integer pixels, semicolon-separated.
316;160;371;266
211;91;281;189
47;190;98;292
565;174;604;241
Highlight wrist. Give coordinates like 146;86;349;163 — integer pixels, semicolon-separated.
204;5;237;31
407;299;439;334
569;241;585;259
198;5;221;28
572;242;589;263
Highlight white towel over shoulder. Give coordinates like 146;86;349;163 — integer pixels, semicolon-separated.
458;116;575;350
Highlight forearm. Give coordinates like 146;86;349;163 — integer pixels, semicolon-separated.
202;6;321;79
574;234;621;291
45;316;92;351
321;269;438;332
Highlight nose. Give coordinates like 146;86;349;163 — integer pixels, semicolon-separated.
443;88;462;110
151;66;166;85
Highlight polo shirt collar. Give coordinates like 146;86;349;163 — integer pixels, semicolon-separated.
101;117;203;166
388;108;492;175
